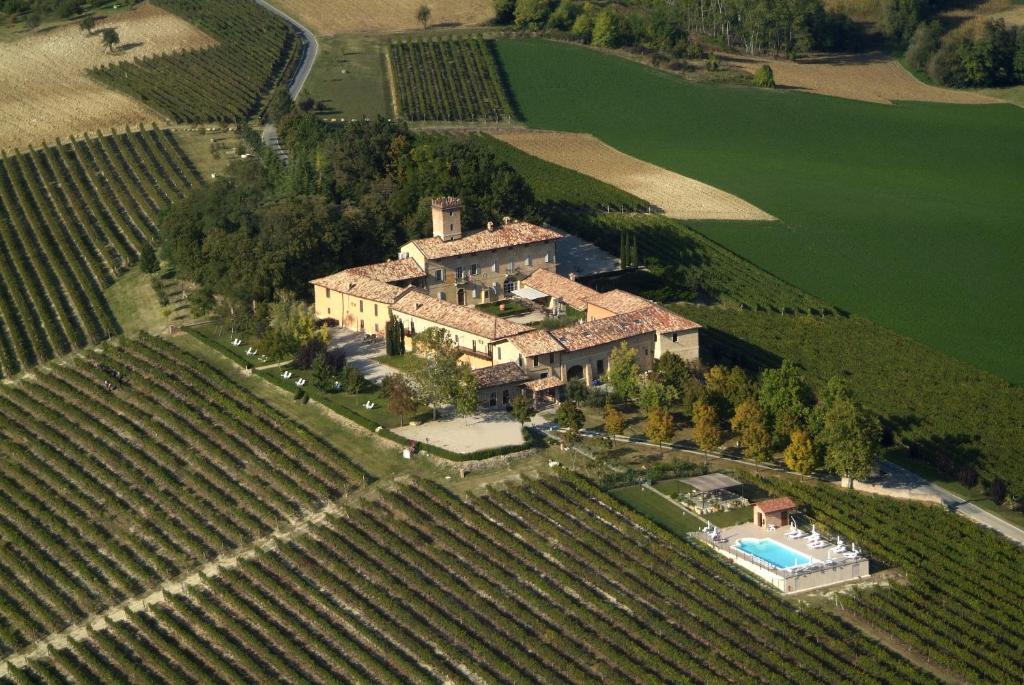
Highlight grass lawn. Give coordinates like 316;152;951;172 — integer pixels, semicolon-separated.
171;129;241;181
476;299;530;317
304;34;391;119
679;304;1024;502
374;353;425;374
495;38;1024;385
611;485;704;538
707;506;755;528
105;267;169;336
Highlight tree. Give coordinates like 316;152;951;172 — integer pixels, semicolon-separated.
820;378;882;484
753;64;776;88
411;327;477;418
139;243;160;273
783;429;817;475
645;406;673;453
607;342;641;404
592;8;624;48
556;400;585;449
453;365;479;417
79;15;96;34
603;400;624;437
638;378;678;413
905;21;942;72
100;27;120;53
757;360;812;442
731;398;772;465
383;374;418;425
514;0;553;29
493;0;516;25
511;393;533;426
691;399;722;469
188;286;215;317
385;315;405;356
416;4;431;29
567;377;589;403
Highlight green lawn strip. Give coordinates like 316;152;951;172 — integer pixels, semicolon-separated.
610;485;704;537
105;267;170;337
184;325;273;368
374;353;425;374
475;299;530;317
678;303;1024;503
707;506;755;528
495;37;1024;384
304;34;391;119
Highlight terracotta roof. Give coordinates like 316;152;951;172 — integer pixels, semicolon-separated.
755;497;798;514
550;312;655;352
473;363;529;388
508;329;564;357
408;221;562;260
347;258;425;283
586;289;652;315
522;269;598;311
634;305;702;334
525;376;565;392
392;290;530;341
310;272;409;304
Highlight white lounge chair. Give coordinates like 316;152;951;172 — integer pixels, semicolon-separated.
786;526;805;539
364;401;375;410
808;539;827;549
282;370;292;379
843;543;861;559
245;347;253;355
296;378;306;387
231;339;241;346
767;523;776;532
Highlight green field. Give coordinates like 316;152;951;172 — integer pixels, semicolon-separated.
494;38;1024;384
304;34;392;119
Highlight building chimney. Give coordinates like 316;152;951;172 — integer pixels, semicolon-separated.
487;221;495;231
431;197;462;241
569;273;577;282
502;215;512;226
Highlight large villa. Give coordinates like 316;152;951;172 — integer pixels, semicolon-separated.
311;198;702;408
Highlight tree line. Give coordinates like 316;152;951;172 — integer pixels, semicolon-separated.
493;0;862;57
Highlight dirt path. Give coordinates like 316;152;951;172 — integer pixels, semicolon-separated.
489;130;775;221
0;490;365;675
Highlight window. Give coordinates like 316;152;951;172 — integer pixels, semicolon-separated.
532;356;539;367
502;390;510;405
359;300;363;313
540;372;548;379
596;359;605;374
492;261;498;272
548;353;554;364
504;281;515;295
525;255;532;267
672;333;678;343
454;335;459;346
545;252;552;263
472;288;479;299
470;263;479;275
490;392;497;407
374;323;379;333
497;347;502;360
455;266;464;281
472;340;477;352
434;269;443;282
518;355;524;367
374;304;378;316
438;292;446;301
644;347;649;356
327;308;331;315
325;287;331;298
359;319;365;332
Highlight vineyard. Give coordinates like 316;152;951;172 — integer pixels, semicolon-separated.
389;37;514;122
0;475;930;683
765;479;1024;683
0;126;199;378
0;334;364;663
90;0;300;122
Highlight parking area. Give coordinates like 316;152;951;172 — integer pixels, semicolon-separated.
328;328;391;383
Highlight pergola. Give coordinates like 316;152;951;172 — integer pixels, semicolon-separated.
679;473;743;512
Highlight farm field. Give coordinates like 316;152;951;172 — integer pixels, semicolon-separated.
0;127;199;378
266;0;493;35
494;38;1024;384
0;334;364;662
390;37;513;121
0;3;214;151
762;478;1024;682
91;0;300;123
676;304;1024;502
490;129;775;220
0;476;932;683
303;35;392;119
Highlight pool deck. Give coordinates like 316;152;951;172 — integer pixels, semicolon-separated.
700;522;871;593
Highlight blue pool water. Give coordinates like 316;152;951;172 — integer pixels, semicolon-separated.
735;538;813;569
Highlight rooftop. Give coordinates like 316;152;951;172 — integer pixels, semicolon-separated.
755;497;799;514
681;473;743;493
508;329;564;357
473;363;529;389
586;289;652;315
346;258;425;283
310;272;409;304
549;309;661;352
408;221;562;260
521;269;598;311
525;375;565;392
393;290;531;341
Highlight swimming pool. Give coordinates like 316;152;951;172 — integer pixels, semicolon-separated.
734;538;813;570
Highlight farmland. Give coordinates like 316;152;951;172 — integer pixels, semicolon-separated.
0;476;931;683
762;478;1024;682
494;38;1024;384
0;127;199;377
0;334;364;661
265;0;493;35
91;0;300;123
0;3;214;152
676;304;1024;500
389;37;514;121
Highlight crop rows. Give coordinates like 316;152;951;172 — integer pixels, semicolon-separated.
0;126;198;378
0;334;363;660
2;476;930;683
90;0;299;123
765;479;1024;683
390;37;514;122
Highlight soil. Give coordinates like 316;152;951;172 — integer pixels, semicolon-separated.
266;0;493;35
0;3;215;152
724;52;1002;105
489;130;776;221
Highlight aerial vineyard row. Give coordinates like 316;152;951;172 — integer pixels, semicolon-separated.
0;334;364;659
2;477;931;683
90;0;300;123
765;479;1024;683
390;37;514;122
0;127;197;378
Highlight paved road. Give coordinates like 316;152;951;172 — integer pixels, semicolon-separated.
253;0;320;162
881;461;1024;545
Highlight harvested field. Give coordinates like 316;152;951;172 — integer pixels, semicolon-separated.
724;52;1002;105
489;130;774;221
268;0;493;35
0;3;215;152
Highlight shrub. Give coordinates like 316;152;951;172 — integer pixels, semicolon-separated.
988;477;1007;504
139;244;160;273
905;21;942;72
753;64;776;88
